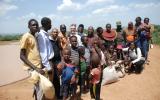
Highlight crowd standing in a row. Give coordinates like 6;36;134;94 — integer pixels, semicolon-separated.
20;16;154;100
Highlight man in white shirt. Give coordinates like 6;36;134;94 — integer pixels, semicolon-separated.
36;17;54;80
68;24;82;46
123;42;145;73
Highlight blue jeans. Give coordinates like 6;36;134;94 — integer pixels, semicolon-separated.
140;39;148;60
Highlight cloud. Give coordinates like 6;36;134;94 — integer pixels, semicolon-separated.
57;0;82;11
17;12;37;20
86;0;114;4
57;0;114;11
92;5;129;14
129;2;160;9
0;1;18;16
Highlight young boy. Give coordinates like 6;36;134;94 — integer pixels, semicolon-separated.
57;48;78;100
89;37;103;100
78;46;87;95
20;19;45;100
81;36;91;90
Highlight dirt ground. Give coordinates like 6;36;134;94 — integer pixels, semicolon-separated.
0;42;160;100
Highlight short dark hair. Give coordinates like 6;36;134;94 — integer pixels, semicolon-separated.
69;35;77;41
41;17;51;27
144;17;149;21
96;27;103;33
28;19;38;26
78;24;84;28
136;16;142;21
81;35;87;42
106;23;111;28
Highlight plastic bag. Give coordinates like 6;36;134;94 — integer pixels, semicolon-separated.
101;66;119;86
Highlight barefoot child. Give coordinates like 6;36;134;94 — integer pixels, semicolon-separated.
57;48;78;100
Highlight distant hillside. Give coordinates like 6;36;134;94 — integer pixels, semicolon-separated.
0;34;22;41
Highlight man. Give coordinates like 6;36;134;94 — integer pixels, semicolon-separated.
102;23;117;49
59;24;69;50
122;42;145;73
123;22;136;45
115;21;125;47
49;28;62;99
36;17;54;82
135;17;148;60
20;19;45;100
68;24;82;46
87;26;99;47
78;24;85;37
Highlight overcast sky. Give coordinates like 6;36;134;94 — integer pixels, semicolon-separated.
0;0;160;34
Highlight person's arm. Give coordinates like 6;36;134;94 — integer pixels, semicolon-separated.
132;48;142;64
20;49;45;74
122;47;129;52
37;33;52;71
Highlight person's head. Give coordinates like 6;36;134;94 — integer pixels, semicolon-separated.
41;17;52;31
88;26;94;36
116;21;122;31
78;24;84;33
60;24;66;34
62;48;71;62
129;42;137;50
28;19;39;35
81;36;88;46
70;24;76;34
106;23;111;32
50;28;59;39
109;44;114;53
96;27;103;37
128;21;133;29
69;36;77;48
92;37;100;48
78;46;85;56
144;17;150;24
135;16;142;25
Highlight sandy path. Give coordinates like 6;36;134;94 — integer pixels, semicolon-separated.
0;42;28;86
0;42;160;100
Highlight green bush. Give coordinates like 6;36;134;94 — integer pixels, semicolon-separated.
152;25;160;45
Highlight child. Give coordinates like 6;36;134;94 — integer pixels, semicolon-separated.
57;48;78;100
81;36;91;90
89;64;102;100
78;46;87;95
89;37;103;100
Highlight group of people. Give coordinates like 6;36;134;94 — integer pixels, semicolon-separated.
20;16;153;100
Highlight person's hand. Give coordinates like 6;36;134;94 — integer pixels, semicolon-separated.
70;75;76;84
129;62;133;68
36;68;45;75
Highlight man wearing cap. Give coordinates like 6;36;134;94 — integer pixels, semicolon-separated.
115;21;125;48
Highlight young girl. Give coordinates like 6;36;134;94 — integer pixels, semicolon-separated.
57;48;78;100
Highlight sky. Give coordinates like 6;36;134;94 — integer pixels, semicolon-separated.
0;0;160;34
